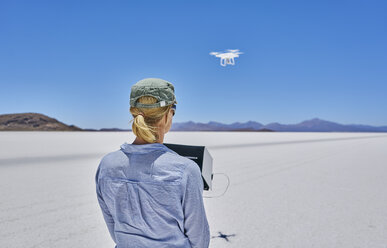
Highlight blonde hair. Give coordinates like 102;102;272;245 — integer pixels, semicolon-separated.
129;96;173;143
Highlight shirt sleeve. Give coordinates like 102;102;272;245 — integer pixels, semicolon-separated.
95;164;117;244
181;161;210;248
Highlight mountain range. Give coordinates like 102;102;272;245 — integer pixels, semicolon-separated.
170;119;387;132
0;113;82;131
1;113;386;132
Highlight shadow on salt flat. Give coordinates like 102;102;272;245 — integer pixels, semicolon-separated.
211;231;237;242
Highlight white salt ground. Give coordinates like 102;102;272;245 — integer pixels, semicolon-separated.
0;131;386;248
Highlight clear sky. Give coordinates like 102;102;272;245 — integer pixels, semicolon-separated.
1;0;386;129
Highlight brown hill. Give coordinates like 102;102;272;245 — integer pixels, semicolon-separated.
0;113;82;131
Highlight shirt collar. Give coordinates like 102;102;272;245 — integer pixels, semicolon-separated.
120;142;168;154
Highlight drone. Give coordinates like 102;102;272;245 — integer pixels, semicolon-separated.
210;49;243;66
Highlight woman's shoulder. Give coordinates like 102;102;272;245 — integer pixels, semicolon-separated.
158;150;201;177
102;149;127;160
152;149;192;169
162;145;200;166
98;149;128;169
162;148;194;165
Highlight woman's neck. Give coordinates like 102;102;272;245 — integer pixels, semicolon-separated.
132;132;164;144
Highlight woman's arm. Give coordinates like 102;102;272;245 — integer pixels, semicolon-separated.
181;161;210;248
95;165;117;244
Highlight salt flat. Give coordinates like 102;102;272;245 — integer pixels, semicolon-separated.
1;131;386;248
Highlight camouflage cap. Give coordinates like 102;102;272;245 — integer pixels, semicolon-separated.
130;78;178;108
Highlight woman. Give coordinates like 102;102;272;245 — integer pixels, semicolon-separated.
95;78;210;248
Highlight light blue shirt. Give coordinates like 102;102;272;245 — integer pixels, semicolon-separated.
95;142;210;248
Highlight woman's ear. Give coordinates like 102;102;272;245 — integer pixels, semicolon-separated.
165;109;172;125
164;111;169;125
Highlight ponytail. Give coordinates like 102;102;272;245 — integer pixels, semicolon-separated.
129;96;172;143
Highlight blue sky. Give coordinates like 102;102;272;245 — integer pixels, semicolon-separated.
1;0;386;129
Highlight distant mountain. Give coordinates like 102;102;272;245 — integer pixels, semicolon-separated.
0;113;82;131
171;120;268;131
171;118;387;132
2;113;386;132
266;118;347;132
263;118;387;132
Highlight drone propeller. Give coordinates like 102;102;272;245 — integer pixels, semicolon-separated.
209;52;219;56
226;49;240;53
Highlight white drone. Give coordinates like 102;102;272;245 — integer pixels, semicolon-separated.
210;49;243;66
